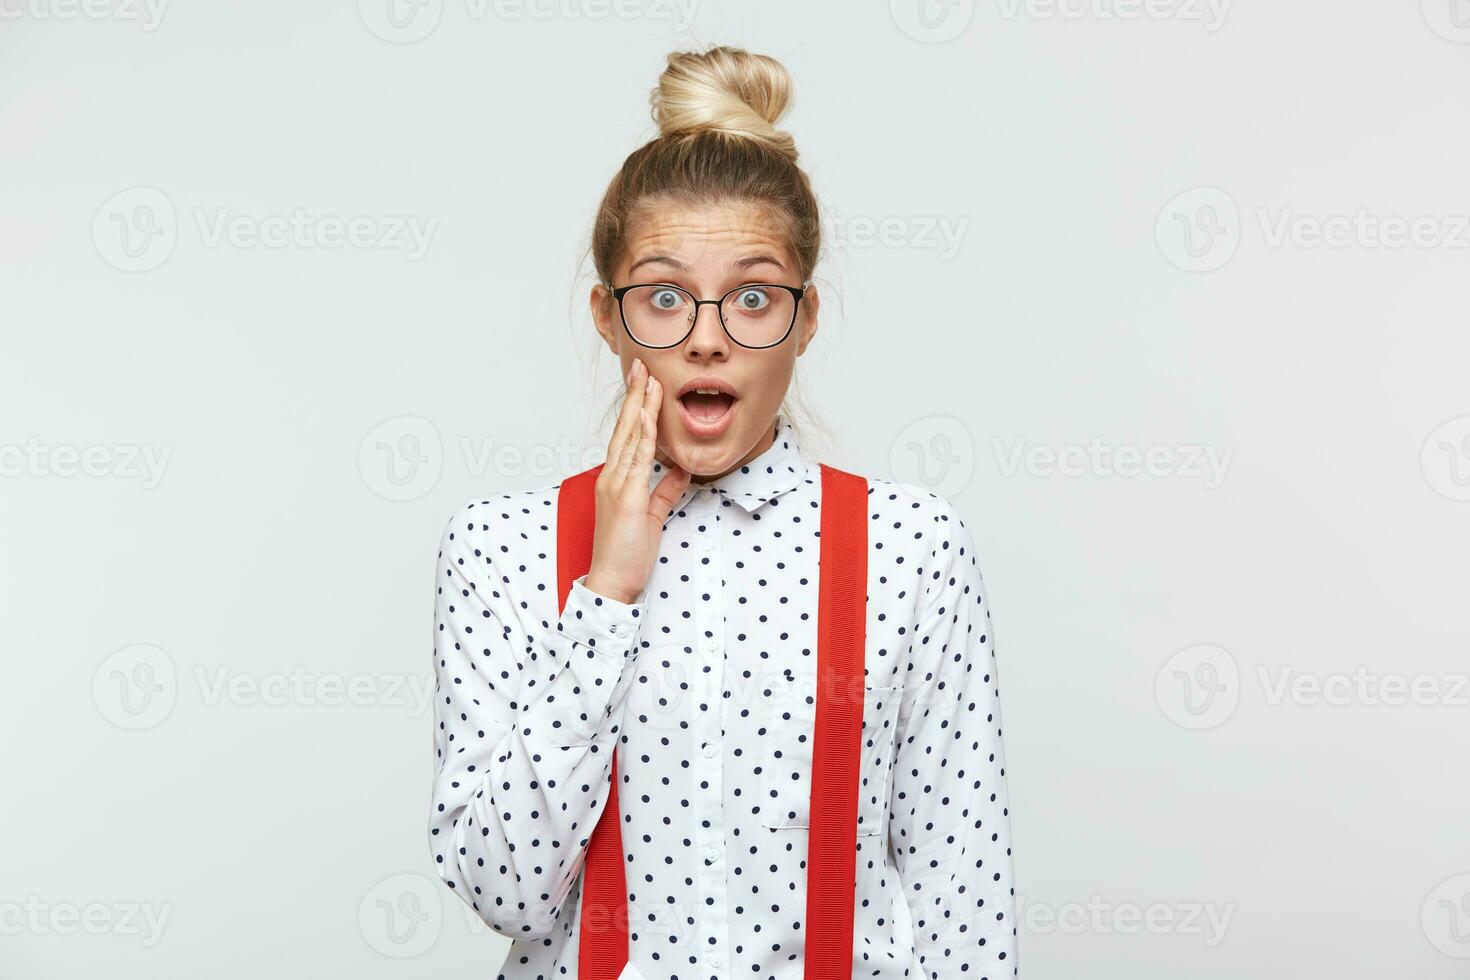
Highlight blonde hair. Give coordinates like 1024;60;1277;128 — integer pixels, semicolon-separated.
585;45;830;454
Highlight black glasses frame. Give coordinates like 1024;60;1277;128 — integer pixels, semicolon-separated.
608;281;809;350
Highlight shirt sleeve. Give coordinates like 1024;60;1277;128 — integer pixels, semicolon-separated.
427;500;647;941
887;496;1018;979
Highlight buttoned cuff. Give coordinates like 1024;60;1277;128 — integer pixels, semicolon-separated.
555;574;646;660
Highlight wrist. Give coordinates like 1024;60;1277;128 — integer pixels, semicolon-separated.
583;573;640;606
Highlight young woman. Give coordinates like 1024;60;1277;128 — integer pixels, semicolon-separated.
429;45;1016;980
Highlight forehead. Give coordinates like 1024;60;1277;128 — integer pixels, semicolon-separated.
620;201;794;270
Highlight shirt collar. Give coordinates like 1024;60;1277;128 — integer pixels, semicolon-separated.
649;414;813;514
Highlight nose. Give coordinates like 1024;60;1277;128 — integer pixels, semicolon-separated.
681;300;730;360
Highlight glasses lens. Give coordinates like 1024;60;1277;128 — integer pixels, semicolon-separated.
721;285;795;347
620;284;797;348
621;284;696;347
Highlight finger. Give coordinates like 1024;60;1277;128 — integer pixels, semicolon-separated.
601;358;645;488
648;457;691;519
610;381;650;486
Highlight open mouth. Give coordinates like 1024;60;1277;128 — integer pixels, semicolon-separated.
679;389;737;421
675;377;739;436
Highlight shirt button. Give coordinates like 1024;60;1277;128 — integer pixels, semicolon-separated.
709;954;723;968
608;623;621;637
702;637;717;653
701;742;717;758
705;845;721;862
698;536;715;551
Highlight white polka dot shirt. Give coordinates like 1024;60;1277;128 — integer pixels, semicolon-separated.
429;416;1016;980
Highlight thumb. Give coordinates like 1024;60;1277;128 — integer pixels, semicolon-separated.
648;463;692;519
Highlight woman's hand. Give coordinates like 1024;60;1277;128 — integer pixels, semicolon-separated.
583;357;692;605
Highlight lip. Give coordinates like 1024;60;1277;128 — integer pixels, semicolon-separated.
674;375;739;439
675;375;740;400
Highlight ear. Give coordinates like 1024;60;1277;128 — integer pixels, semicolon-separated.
590;283;620;356
793;283;819;357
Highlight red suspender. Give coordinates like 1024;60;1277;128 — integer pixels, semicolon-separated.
804;462;869;980
557;462;629;980
559;460;869;980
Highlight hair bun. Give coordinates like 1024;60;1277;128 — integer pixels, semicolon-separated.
651;45;798;162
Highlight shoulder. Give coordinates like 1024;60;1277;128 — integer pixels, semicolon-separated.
857;474;986;607
854;473;975;552
433;478;569;561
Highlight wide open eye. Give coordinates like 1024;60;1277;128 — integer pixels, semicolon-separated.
729;286;773;313
646;287;688;312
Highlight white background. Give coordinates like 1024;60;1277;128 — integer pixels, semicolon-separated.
3;1;1469;977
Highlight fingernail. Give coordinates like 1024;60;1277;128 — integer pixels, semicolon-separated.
645;374;655;393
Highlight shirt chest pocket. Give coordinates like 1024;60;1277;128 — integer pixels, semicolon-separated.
757;679;903;837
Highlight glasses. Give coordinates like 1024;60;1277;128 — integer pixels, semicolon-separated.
609;281;808;350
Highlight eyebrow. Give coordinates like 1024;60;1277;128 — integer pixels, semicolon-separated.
626;253;788;276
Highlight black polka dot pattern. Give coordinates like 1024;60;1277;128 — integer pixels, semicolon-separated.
428;416;1016;980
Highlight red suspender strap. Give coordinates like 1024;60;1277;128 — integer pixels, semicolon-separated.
562;460;869;980
804;462;870;980
557;463;630;980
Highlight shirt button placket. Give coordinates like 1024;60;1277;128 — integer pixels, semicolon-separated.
691;489;728;979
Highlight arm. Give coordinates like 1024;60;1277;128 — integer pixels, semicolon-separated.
888;497;1018;978
427;500;646;940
